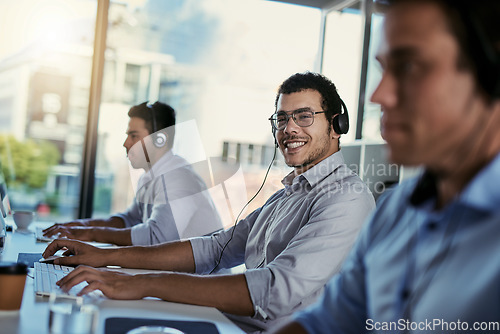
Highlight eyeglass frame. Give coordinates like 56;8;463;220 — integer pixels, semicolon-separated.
268;108;326;131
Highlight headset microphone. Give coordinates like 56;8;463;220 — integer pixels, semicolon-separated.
272;128;279;148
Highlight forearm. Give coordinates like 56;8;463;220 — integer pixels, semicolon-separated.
89;227;132;246
142;272;254;316
106;240;196;272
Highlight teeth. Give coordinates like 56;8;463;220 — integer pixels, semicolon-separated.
287;142;305;149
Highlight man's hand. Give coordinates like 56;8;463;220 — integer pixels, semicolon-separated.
43;225;95;241
56;264;255;316
57;266;148;300
43;220;91;238
42;239;107;267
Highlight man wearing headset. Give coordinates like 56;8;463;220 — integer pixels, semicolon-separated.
274;1;500;333
43;101;223;246
42;72;375;333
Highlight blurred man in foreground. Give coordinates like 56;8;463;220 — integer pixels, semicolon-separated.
274;0;500;333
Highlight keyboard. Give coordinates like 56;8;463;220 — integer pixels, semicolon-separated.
34;262;87;297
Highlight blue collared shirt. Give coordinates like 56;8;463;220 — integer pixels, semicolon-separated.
114;151;223;245
295;153;500;334
190;151;375;332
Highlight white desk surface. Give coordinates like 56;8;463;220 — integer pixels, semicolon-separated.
0;223;245;334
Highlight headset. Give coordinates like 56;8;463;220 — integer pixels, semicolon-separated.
146;102;168;148
333;98;349;135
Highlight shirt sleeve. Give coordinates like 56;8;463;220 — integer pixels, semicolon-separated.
245;183;375;320
293;189;396;333
190;206;263;273
293;225;370;334
112;199;142;228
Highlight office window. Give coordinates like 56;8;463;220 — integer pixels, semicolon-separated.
93;0;322;225
0;0;96;221
322;2;364;144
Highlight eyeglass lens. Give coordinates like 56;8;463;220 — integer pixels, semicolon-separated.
274;109;314;130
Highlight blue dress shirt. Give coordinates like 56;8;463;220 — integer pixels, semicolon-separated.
295;153;500;334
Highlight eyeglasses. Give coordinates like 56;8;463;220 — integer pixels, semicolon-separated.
269;108;325;131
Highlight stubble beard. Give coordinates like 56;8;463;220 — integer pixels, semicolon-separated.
288;127;333;169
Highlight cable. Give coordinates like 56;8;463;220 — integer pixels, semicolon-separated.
209;145;278;274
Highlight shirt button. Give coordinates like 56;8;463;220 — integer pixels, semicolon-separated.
286;191;291;196
427;222;438;230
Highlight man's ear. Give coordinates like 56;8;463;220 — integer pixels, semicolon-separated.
330;122;341;139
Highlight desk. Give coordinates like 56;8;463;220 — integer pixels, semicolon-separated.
0;223;244;334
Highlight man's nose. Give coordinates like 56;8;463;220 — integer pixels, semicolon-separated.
123;137;130;150
370;74;397;109
283;115;300;134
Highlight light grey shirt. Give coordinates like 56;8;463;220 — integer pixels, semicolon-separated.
114;151;223;245
190;150;375;332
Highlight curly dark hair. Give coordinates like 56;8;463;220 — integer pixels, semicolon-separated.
275;72;342;129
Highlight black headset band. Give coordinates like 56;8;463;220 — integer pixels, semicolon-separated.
146;102;158;133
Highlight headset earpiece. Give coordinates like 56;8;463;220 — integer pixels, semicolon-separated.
147;102;168;148
332;99;349;135
154;132;167;148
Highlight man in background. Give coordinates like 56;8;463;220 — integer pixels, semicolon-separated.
43;101;223;245
274;0;500;333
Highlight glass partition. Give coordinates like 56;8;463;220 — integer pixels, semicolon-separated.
362;12;384;140
322;2;363;144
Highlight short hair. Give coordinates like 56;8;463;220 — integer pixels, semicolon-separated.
375;0;500;100
275;72;342;129
128;101;176;148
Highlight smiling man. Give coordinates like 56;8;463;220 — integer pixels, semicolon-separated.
273;1;500;333
43;72;374;333
43;101;222;246
275;90;339;175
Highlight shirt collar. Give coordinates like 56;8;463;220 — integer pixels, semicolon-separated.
138;150;174;187
281;150;345;187
460;152;500;211
410;152;500;212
